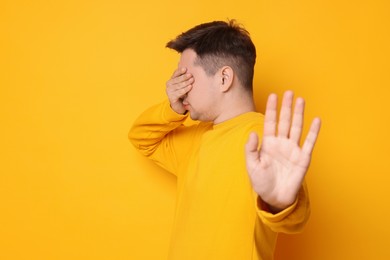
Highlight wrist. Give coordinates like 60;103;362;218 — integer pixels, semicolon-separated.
258;197;293;214
169;103;186;115
162;100;188;122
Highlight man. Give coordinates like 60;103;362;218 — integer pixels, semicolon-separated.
129;20;321;260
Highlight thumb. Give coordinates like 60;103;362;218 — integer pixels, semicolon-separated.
245;132;260;165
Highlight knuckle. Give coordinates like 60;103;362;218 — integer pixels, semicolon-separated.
178;89;186;96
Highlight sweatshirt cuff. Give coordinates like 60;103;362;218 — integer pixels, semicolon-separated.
161;100;188;122
256;195;299;223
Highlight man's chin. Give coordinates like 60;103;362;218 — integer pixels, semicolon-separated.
189;112;197;121
189;113;212;122
189;112;201;121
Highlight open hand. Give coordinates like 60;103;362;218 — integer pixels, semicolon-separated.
245;91;321;213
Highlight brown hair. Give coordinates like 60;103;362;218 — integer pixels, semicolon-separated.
166;20;256;92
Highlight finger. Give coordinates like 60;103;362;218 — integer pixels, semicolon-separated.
278;91;294;137
169;73;193;86
167;76;194;92
167;85;192;103
245;132;260;164
171;67;186;79
167;72;192;87
302;117;321;155
175;84;192;97
289;97;305;144
263;93;278;136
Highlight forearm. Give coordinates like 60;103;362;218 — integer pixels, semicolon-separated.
128;100;188;157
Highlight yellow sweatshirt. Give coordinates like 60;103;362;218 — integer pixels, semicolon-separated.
129;100;310;260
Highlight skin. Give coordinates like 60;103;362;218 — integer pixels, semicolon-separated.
166;48;321;213
166;49;255;123
166;50;218;121
245;93;321;212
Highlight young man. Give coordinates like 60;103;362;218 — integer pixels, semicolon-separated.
129;20;321;260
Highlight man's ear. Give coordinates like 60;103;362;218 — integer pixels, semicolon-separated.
219;66;234;92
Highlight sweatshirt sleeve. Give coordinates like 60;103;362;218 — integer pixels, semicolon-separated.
256;181;310;234
128;100;195;176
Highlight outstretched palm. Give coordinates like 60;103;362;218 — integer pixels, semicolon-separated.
245;91;321;212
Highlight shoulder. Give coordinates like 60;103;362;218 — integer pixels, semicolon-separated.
236;112;264;134
212;112;264;143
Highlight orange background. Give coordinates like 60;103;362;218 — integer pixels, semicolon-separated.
1;0;389;259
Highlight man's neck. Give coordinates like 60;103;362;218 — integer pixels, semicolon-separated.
212;94;256;125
